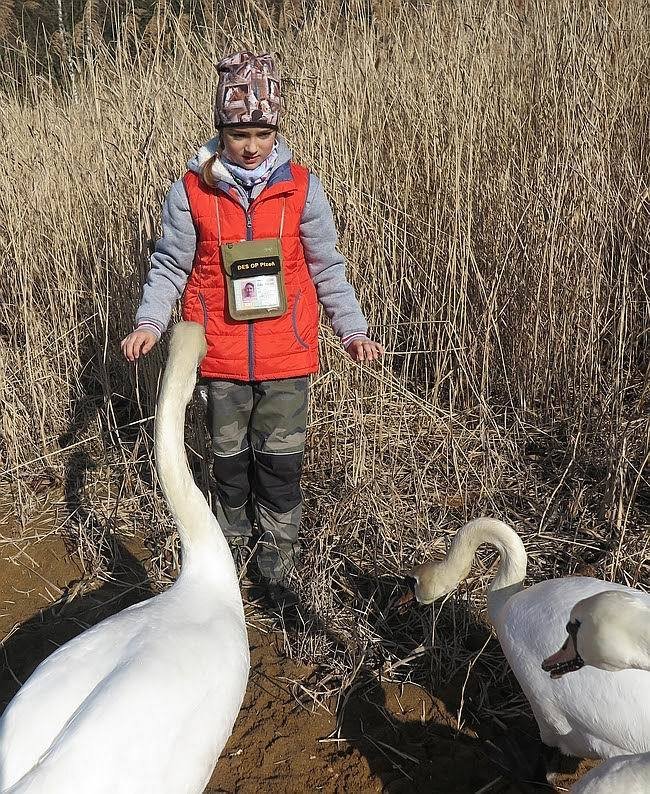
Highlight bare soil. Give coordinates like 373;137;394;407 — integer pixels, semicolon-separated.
0;508;597;793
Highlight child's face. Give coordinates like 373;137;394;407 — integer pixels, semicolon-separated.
221;127;276;170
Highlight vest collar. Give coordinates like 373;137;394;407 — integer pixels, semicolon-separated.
214;162;297;205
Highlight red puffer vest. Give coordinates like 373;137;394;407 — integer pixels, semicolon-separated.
181;162;319;381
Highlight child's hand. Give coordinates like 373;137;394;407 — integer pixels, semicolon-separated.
121;329;158;362
346;338;384;363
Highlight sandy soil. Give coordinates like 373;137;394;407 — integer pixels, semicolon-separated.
0;507;596;793
208;627;541;794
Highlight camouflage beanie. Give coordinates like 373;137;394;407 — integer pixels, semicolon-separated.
215;51;281;128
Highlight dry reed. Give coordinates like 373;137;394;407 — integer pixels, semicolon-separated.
0;0;648;714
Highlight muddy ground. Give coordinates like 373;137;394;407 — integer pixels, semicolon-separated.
0;505;597;793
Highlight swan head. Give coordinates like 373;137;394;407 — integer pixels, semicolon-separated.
542;590;648;677
169;321;207;364
165;322;208;403
396;518;525;613
404;560;463;606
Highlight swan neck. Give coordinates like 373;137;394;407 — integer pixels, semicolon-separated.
154;353;234;583
449;519;527;624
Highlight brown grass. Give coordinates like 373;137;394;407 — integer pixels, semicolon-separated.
0;0;648;711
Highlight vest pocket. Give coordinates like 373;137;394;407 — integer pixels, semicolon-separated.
198;292;208;329
291;291;309;350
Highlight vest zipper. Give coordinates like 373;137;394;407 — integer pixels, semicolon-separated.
245;204;254;381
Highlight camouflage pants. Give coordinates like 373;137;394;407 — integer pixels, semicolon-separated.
204;377;308;582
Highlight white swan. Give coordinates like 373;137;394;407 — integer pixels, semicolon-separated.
0;321;249;793
407;517;650;760
542;589;650;793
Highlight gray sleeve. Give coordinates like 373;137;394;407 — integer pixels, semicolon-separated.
134;179;197;337
300;174;369;345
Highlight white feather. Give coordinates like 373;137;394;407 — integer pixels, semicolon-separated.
545;589;650;792
411;518;650;760
571;753;650;793
0;322;249;793
496;576;649;758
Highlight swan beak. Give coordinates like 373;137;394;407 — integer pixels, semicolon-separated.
542;640;585;678
392;576;416;614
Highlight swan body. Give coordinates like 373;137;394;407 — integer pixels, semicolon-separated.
542;590;650;793
409;518;650;759
571;753;649;793
0;322;249;793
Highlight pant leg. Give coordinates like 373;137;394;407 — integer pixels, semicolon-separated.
249;376;309;581
206;379;255;540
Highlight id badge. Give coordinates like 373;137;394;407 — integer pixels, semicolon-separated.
221;238;288;321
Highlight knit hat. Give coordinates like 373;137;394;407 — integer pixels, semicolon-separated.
215;51;281;128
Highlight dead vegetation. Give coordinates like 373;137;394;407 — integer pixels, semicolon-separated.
0;0;648;724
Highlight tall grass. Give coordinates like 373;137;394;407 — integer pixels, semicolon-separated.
0;0;648;699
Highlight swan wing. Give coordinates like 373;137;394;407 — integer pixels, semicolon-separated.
0;598;153;789
497;577;650;758
2;617;249;794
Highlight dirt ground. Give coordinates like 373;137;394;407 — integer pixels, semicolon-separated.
0;505;597;793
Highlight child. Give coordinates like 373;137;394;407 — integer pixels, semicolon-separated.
122;51;383;600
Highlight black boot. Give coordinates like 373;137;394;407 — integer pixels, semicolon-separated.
257;542;301;612
226;536;252;577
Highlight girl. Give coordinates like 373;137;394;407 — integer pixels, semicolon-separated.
122;51;383;601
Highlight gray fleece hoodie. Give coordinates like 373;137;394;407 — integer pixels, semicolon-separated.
135;135;369;349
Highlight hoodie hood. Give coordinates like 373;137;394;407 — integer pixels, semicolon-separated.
187;134;293;186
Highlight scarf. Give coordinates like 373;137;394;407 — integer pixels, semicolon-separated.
220;142;279;189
